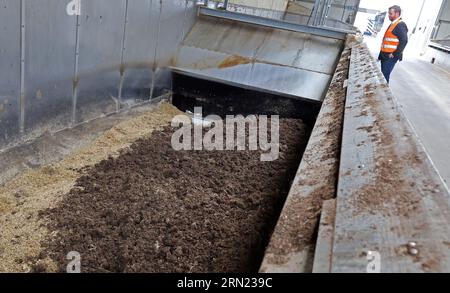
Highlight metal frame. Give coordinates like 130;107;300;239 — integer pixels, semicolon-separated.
199;7;351;40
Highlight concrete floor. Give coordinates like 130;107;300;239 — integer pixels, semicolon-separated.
364;36;450;188
389;58;450;188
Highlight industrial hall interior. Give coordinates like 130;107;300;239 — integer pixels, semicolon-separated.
0;0;450;274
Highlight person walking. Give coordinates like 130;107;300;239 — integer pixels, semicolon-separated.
378;5;409;84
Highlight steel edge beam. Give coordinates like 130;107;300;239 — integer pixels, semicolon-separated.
199;7;351;40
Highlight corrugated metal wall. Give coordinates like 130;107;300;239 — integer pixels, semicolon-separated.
0;0;356;151
0;0;197;150
0;0;21;149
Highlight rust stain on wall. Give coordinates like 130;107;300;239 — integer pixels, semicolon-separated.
218;55;253;69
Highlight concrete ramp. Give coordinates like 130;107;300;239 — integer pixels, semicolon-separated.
172;15;345;102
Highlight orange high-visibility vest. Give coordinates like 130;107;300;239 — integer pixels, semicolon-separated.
381;18;402;53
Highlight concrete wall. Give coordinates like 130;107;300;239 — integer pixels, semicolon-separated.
0;0;198;151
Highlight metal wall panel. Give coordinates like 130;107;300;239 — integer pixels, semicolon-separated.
24;0;76;134
175;16;344;102
120;0;158;105
182;17;343;74
174;46;332;101
183;0;199;41
75;0;126;123
0;0;351;149
119;0;197;106
0;0;199;150
256;30;343;75
156;0;188;66
183;17;267;58
153;0;196;97
0;0;21;147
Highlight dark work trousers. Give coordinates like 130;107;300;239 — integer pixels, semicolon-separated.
381;57;399;84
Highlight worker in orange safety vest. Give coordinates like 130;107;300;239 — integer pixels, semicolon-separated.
378;5;409;84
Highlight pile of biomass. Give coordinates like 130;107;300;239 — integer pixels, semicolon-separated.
0;102;182;272
35;118;309;272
